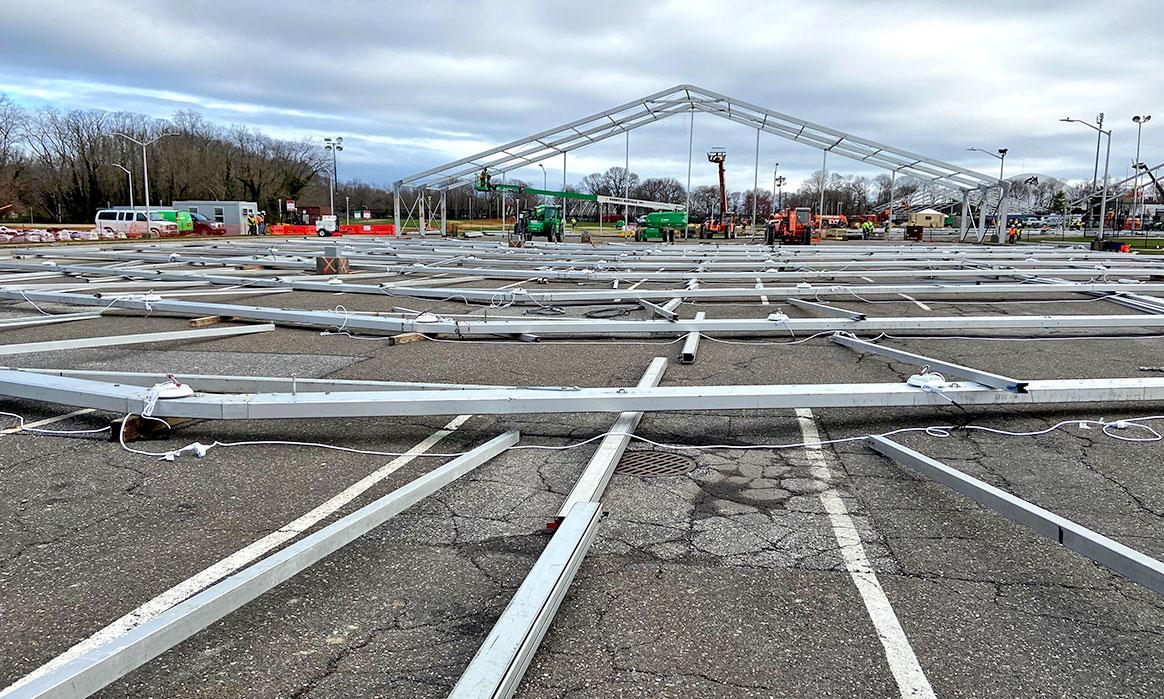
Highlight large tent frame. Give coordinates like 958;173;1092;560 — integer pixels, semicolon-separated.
394;84;1009;242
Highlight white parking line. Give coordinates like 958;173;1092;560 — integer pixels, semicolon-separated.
795;408;935;699
2;414;473;696
898;294;932;311
0;409;96;435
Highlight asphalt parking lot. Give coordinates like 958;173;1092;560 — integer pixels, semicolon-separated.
2;237;1163;698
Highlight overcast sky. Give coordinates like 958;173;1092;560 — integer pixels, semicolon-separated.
2;0;1161;193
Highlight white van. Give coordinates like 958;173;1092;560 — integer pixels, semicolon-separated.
94;209;179;238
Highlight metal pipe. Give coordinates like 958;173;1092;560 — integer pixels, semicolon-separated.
868;436;1164;597
752;127;760;234
1099;129;1112;240
449;501;602;699
680;313;704;363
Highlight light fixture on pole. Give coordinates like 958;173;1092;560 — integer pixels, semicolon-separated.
110;163;134;211
113;132;178;238
772;163;779;214
1061;117;1113;239
1133;115;1151;229
967;147;1008;237
774;175;786;211
537;163;547;190
323;137;343;217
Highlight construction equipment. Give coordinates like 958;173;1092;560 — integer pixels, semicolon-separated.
474;169;683;217
517;204;564;242
699;148;736;239
1138;165;1164;225
765;207;814;245
635;210;687;242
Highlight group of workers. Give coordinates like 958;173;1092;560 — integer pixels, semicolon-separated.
1006;219;1024;244
245;211;267;235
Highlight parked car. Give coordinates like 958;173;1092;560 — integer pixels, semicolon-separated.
94;209;178;238
188;211;227;236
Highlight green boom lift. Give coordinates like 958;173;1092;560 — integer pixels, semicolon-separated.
474;168;685;242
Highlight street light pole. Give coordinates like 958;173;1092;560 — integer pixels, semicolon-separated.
1133;115;1151;229
967;147;1008;238
772;163;779;214
111;163;134;211
113;132;177;237
1061;117;1113;239
323;137;343;217
775;176;786;211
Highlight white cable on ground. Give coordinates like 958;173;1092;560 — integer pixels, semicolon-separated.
0;410;1141;462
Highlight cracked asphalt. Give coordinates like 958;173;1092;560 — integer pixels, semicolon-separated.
1;238;1163;698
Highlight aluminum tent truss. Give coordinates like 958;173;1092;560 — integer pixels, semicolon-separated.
392;84;1002;237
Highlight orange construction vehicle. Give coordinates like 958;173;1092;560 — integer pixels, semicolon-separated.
699;148;737;239
765;207;815;245
815;213;848;229
849;213;877;228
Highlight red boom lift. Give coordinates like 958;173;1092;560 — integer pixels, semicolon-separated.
699;148;737;239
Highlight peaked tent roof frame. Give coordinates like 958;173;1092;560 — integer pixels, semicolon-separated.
394;84;1000;193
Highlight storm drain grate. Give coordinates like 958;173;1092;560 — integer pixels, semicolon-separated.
616;450;697;477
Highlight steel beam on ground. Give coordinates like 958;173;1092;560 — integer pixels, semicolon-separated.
6;431;519;699
22;369;508;393
4;288;1164;338
448;501;603;699
4;370;1164;419
555;357;668;521
637;298;679;321
786;298;866;321
680;313;705;364
0;324;274;356
829;333;1027;392
0;313;102;330
867;436;1164;596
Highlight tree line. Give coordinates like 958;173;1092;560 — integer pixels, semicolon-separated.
3;94;1110;226
0;94;329;223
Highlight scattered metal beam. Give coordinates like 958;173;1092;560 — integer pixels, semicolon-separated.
3;370;1163;419
867;436;1164;596
0;313;102;330
0;324;274;356
8;431;519;699
555;357;668;522
21;369;509;393
680;312;705;364
449;501;603;699
637;298;679;321
786;298;866;321
829;333;1027;392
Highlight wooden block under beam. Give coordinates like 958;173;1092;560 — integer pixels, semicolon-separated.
109;415;194;442
389;332;428;346
188;315;223;328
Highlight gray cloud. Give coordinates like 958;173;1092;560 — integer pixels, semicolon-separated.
2;0;1160;189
